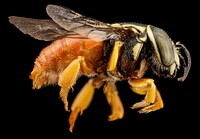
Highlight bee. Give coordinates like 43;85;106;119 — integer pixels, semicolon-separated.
9;4;191;132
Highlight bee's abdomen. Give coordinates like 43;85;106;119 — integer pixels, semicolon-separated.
30;36;104;89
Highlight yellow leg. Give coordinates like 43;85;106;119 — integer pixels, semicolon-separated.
128;78;164;113
131;59;148;79
68;79;95;132
107;41;124;72
103;81;124;121
58;56;83;112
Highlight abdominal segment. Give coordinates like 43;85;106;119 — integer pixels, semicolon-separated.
30;35;104;89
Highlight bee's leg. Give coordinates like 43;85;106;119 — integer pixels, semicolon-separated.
128;78;164;113
68;78;103;132
107;41;124;72
131;58;148;79
58;56;86;112
103;81;124;121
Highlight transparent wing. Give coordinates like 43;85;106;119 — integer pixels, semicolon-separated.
46;4;116;42
9;16;78;41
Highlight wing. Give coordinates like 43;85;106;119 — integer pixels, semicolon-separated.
9;16;78;41
46;4;117;42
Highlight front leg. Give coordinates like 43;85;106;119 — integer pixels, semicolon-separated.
128;78;164;113
131;58;148;79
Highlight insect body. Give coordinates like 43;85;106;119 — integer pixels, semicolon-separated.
9;4;191;132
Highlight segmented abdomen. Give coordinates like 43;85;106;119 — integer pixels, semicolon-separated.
30;35;104;89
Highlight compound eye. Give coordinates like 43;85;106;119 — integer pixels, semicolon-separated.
147;25;175;66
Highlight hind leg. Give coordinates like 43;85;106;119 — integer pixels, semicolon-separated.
68;79;96;132
58;56;92;112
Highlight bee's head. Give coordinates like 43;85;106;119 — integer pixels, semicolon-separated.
146;25;191;81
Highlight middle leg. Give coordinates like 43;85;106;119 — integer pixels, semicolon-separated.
103;81;124;121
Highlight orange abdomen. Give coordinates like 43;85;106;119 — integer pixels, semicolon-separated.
30;35;104;89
